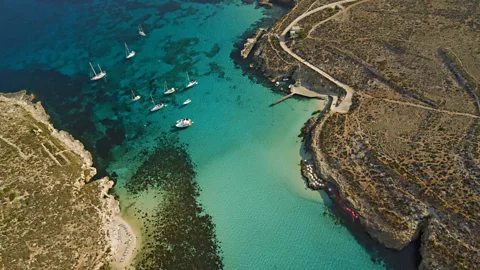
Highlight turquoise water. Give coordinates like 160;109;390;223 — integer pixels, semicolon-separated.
1;0;387;269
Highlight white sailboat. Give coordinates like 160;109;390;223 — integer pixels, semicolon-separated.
125;43;135;59
175;118;193;128
185;72;198;88
138;25;146;36
89;62;106;81
150;94;164;111
163;81;175;95
182;99;191;105
131;90;140;101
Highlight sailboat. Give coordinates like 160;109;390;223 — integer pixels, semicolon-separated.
125;43;135;59
185;72;198;88
182;99;191;105
164;81;175;95
138;25;146;36
150;94;164;112
131;90;140;101
89;62;106;81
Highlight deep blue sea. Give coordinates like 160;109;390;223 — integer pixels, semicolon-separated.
0;0;419;269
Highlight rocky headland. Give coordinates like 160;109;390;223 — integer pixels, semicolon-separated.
0;91;123;269
250;0;480;269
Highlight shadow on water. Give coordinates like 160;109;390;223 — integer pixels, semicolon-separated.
295;134;421;269
323;187;422;270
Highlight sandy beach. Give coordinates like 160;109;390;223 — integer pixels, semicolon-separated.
110;216;139;270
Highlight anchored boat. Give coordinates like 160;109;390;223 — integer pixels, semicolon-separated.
89;62;106;81
150;94;164;112
185;72;198;88
131;90;140;101
138;25;146;36
125;43;135;59
164;81;175;95
175;118;193;128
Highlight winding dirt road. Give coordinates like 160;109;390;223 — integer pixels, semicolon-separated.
278;0;480;119
279;0;359;113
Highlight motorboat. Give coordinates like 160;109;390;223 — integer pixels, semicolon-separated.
175;118;193;128
182;99;191;105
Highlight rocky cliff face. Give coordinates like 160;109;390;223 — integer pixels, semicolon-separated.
0;91;118;270
251;0;480;269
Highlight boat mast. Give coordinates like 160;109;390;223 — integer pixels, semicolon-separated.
131;90;135;99
186;72;190;82
125;43;129;56
150;94;155;105
98;64;103;73
89;62;97;76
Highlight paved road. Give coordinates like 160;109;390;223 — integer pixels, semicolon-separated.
279;0;359;113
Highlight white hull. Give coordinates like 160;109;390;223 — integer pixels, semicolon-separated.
138;25;146;36
164;88;175;95
151;103;164;112
186;81;198;88
126;51;136;59
183;99;191;105
91;71;106;81
132;95;141;101
175;118;193;128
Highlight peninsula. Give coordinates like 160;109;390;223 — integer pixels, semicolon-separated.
0;91;136;269
252;0;480;269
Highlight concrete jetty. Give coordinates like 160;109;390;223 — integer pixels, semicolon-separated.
271;83;327;105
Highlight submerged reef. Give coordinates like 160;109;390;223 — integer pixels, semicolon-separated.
126;136;223;269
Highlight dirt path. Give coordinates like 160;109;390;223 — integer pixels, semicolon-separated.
279;0;360;113
278;0;479;119
362;94;480;119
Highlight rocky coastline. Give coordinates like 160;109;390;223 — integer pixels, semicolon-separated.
0;91;123;269
246;0;479;269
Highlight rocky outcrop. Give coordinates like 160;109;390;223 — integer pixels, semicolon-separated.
251;0;480;268
241;28;266;59
0;90;118;270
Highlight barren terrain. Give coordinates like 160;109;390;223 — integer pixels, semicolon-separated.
0;91;117;270
254;0;480;269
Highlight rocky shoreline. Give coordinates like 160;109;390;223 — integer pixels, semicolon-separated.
245;0;479;269
0;91;126;269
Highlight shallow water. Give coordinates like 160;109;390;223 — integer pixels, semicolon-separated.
1;0;390;269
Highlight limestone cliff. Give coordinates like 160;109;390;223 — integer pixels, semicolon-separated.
251;0;480;269
0;91;118;270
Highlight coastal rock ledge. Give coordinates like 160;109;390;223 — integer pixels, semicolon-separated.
250;0;480;269
0;91;118;270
